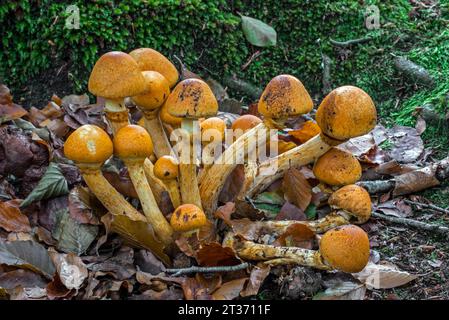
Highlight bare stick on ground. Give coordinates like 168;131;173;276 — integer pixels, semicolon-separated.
372;212;449;236
165;263;249;277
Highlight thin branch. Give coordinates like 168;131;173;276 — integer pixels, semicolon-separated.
329;37;372;47
372;212;449;236
165;263;249;277
404;199;449;215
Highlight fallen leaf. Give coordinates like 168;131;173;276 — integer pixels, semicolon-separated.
0;84;28;123
352;262;418;289
0;240;55;279
393;166;440;196
46;274;72;299
52;202;98;255
241;16;277;47
0;200;31;232
374;199;412;218
240;266;270;297
386;126;424;163
135;249;166;275
274;223;315;249
0;269;47;290
212;278;248;300
90;247;136;280
196;242;241;267
275;202;307;221
282;168;312;211
68;186;102;225
20;163;69;208
214;202;236;226
218;165;245;204
288;120;321;144
48;250;88;290
314;281;366;300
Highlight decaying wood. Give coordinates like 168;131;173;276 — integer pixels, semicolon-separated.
404;199;449;215
222;76;263;101
357;157;449;196
372;212;449;236
393;56;434;87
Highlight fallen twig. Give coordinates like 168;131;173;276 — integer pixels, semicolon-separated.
372;212;449;236
404;199;449;215
329;37;372;47
357;157;449;196
222;76;263;101
393;56;434;87
165;262;249;276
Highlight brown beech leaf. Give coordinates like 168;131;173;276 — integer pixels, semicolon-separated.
287;120;321;144
275;202;307;221
283;168;312;211
375;199;412;218
46;274;72;300
0;200;31;232
393;166;440;196
214;202;236;226
212;278;248;300
101;213;170;265
219;164;245;203
230;218;261;241
68;186;102;225
103;170;138;199
314;281;366;300
274;223;315;249
0;84;28;123
181;277;214;300
196;242;241;267
0;269;47;290
240;265;270;297
386;126;424;163
90;247;136;281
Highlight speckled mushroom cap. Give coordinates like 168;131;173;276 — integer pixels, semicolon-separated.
231;114;262;132
64;124;113;164
200;117;226;142
113;125;153;160
320;225;370;273
170;204;207;232
165;79;218;119
313;147;362;186
160;101;183;126
132;71;170;110
315;86;377;141
154;155;179;180
328;184;372;224
258;75;313;120
129;48;179;88
88;51;146;99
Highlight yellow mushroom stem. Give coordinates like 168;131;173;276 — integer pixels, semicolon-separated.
141;109;175;159
142;159;172;208
230;238;330;270
104;98;130;135
199;122;273;216
238;133;338;199
178;118;203;209
124;159;173;245
163;179;181;209
78;165;146;222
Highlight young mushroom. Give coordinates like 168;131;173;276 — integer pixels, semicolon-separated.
129;48;179;88
254;184;372;234
240;85;377;198
170;204;207;237
165;78;219;208
131;70;174;158
199;75;313;216
200;117;226;167
153;155;181;208
231;225;370;273
88;51;146;135
313;147;362;187
64;124;145;222
231;114;263;141
113;125;173;245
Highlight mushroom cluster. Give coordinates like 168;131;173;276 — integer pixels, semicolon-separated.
63;48;377;274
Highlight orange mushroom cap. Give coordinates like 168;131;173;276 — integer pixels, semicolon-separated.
165;79;218;119
159;101;182;126
64;124;113;165
200;117;226;142
129;48;179;88
320;225;370;273
88;51;146;99
231;114;262;132
170;204;207;232
328;184;372;224
132;71;170;110
113;125;153;160
315;86;377;141
258;75;313;120
313;148;362;186
154;155;179;180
